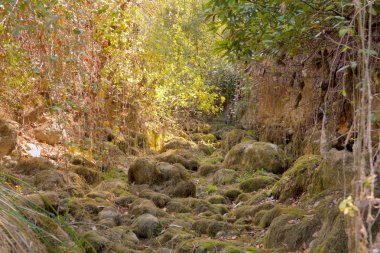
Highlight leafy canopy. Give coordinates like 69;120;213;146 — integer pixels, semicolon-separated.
205;0;353;60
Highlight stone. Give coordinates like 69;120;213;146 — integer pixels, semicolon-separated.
224;141;288;174
15;157;58;175
239;176;277;193
132;214;163;239
0;119;17;158
33;126;61;145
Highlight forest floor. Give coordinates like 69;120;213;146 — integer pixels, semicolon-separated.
0;118;350;253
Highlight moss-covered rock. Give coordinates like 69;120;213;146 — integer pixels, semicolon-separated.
93;179;128;196
167;198;219;215
207;195;227;204
156;149;200;171
156;227;194;248
15;157;58;175
23;191;62;212
0;119;18;158
67;198;109;222
202;150;224;165
71;165;102;185
222;129;248;152
128;158;162;185
223;189;242;201
113;195;138;207
155;162;190;182
64;171;89;197
129;198;167;217
102;226;140;250
139;190;171;208
83;231;109;253
236;193;251;203
239;176;276;193
224;141;288;174
233;201;275;219
264;213;321;251
132;213;163;239
212;169;238;185
86;190;113;200
176;239;228;253
167;180;196;198
309;206;348;253
257;206;282;228
98;207;121;227
198;163;221;177
192;219;231;237
34;170;65;191
272;155;321;201
166;199;192;213
161;137;196;152
191;133;217;144
308;149;354;194
246;190;270;205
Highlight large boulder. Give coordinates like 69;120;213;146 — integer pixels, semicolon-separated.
223;141;288;174
156;149;200;171
34;170;65;191
160;137;196;152
239;175;277;193
0;119;18;158
128;159;195;198
15;157;58;175
128;158;163;185
132;214;163;239
70;165;102;185
222;129;249;151
309;149;354;194
264;213;321;251
33;125;62;145
272;155;321;201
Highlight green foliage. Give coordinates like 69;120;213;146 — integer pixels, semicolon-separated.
205;0;353;60
1;0;240;141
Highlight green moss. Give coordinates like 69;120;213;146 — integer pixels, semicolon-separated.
139;190;170;208
212;169;238;185
236;193;251;202
308;149;355;195
198;164;221;177
167;198;219;215
207;195;227;204
15;157;57;175
225;246;259;253
169;180;196;198
310;210;348;253
264;213;321;251
202;149;225;165
71;165;102;185
94;179;128;196
156;227;194;248
247;190;270;205
82;231;109;253
234;202;275;219
223;189;242;201
239;176;276;193
176;239;228;253
223;141;288;174
258;206;283;228
222;129;247;151
272;155;321;201
207;184;218;194
201;133;217;143
192;219;231;237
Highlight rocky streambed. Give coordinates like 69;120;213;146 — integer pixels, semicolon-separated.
0;120;361;253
